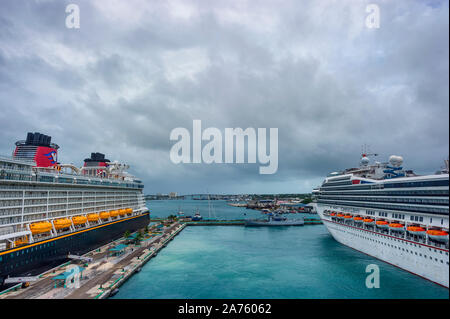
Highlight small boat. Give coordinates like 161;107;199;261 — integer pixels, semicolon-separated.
376;220;389;228
191;210;202;221
389;223;405;232
336;213;345;219
245;212;304;226
110;288;119;297
407;226;426;236
343;214;353;220
29;221;53;234
363;218;374;225
353;216;363;222
427;229;449;243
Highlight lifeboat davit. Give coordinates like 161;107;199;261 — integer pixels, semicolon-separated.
353;216;363;222
363;218;374;225
110;210;119;218
53;218;72;230
427;229;449;243
29;221;53;234
100;211;110;220
389;223;405;232
119;209;127;216
87;213;99;222
407;226;425;236
72;215;87;225
376;220;389;228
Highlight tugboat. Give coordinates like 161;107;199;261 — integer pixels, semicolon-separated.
245;212;304;226
191;209;203;221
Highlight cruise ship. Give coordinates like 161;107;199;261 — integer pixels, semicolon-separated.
314;154;449;288
0;132;150;288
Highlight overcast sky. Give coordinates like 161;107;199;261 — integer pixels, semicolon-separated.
0;0;448;195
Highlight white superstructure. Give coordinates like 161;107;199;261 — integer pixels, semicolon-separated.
314;154;449;288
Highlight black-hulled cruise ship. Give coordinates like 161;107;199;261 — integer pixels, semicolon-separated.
0;132;149;288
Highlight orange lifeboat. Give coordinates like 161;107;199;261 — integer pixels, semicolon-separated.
29;221;53;234
337;213;345;219
72;215;87;225
14;236;29;247
426;229;449;243
109;210;119;218
100;211;110;220
353;216;363;222
344;214;353;219
119;209;127;216
330;212;336;216
126;208;133;215
363;218;374;225
53;218;72;230
407;226;425;236
87;213;99;222
389;223;404;232
376;220;389;228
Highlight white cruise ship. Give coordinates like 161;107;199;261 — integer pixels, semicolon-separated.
0;132;150;288
314;154;449;288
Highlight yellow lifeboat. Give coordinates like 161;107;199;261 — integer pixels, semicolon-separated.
119;209;127;216
53;218;72;230
29;221;53;234
426;229;449;243
100;211;110;220
14;236;29;247
407;226;425;236
72;215;87;225
109;210;119;218
353;216;363;222
87;213;100;222
389;223;404;232
126;208;133;215
363;218;374;225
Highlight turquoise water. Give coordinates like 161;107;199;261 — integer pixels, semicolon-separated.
112;200;448;299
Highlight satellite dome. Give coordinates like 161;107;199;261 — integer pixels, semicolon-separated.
361;156;370;166
389;155;403;167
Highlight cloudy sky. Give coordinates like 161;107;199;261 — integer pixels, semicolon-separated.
0;0;448;195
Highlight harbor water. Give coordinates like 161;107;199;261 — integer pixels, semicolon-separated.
112;200;448;299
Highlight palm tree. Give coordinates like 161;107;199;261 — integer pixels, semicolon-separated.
124;230;130;239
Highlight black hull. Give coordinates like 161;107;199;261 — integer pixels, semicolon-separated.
0;212;150;288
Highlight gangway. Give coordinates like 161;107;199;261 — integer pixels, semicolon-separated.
4;276;40;284
68;254;93;262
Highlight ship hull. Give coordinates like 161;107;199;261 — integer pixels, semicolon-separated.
0;212;150;287
317;206;449;288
